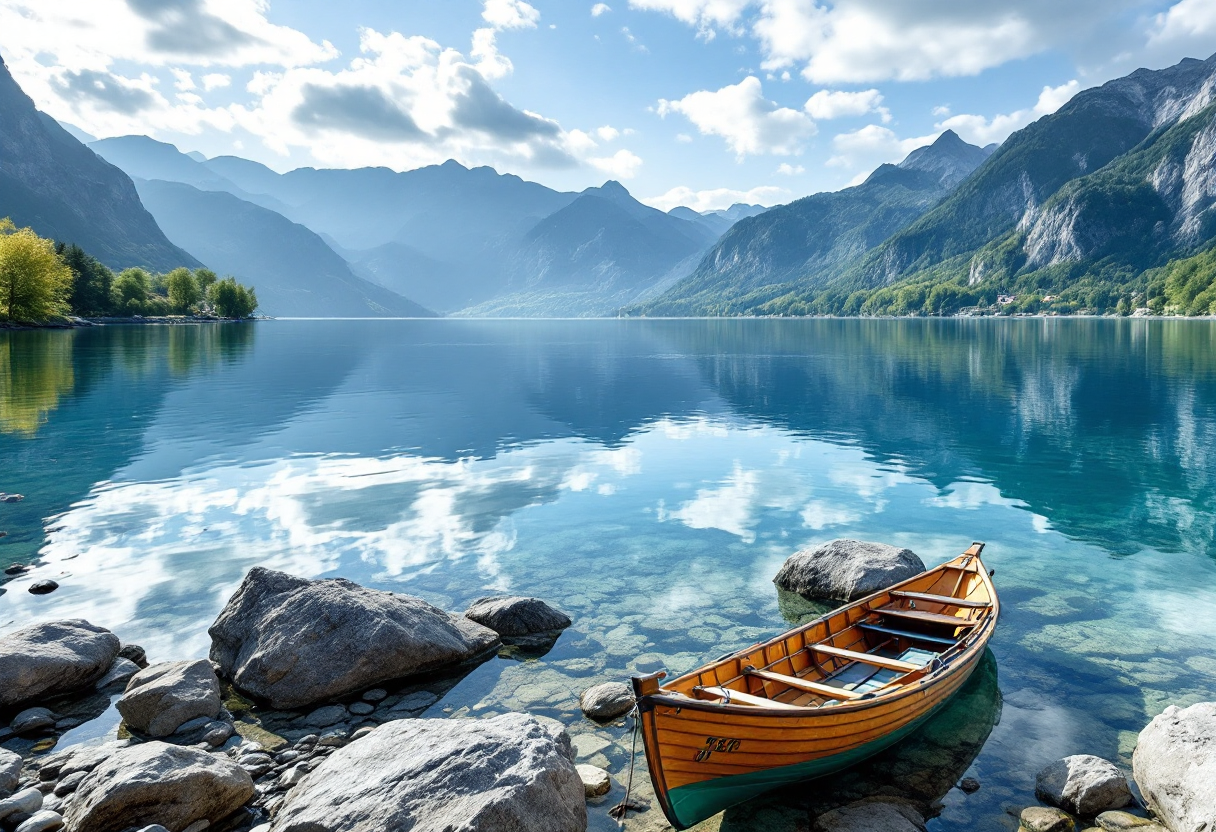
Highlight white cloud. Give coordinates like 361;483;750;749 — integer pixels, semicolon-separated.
591;3;613;16
657;76;816;157
938;80;1080;146
804;88;886;120
628;0;751;36
675;132;693;143
590;148;644;178
595;125;621;141
171;69;196;92
1149;0;1216;46
471;28;514;80
643;184;789;212
776;162;804;175
827;124;941;179
482;0;541;30
202;73;232;91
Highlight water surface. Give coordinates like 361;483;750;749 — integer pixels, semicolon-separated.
2;319;1215;830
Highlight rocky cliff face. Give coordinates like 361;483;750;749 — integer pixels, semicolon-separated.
0;57;199;271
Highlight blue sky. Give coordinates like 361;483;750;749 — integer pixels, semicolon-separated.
1;0;1213;210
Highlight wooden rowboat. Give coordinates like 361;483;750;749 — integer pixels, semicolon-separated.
630;542;998;829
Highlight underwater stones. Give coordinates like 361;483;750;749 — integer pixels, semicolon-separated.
28;581;58;596
348;702;374;716
389;692;438;713
813;798;926;832
570;733;612;759
1133;702;1216;832
270;713;586;832
0;620;121;708
579;683;634;721
118;660;223;737
1094;811;1167;831
1035;755;1131;816
361;689;387;703
208;567;499;709
464;596;571;637
1021;807;1076;832
774;539;926;602
576;764;610;798
303;705;347;728
65;742;254;832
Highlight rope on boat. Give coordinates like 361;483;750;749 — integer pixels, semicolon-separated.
610;704;642;827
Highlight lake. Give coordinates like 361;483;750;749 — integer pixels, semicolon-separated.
3;318;1216;830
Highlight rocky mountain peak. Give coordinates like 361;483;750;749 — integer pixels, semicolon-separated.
897;129;994;188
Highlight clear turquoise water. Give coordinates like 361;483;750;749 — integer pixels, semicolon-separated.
2;319;1215;830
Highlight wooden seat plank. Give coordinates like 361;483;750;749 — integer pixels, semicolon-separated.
857;623;957;646
890;590;990;609
742;668;863;701
811;644;922;672
878;608;978;627
695;685;803;709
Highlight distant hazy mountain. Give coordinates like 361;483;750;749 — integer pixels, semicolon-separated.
134;180;434;318
0;58;198;272
638;130;992;315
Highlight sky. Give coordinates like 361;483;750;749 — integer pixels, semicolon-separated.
0;1;1213;211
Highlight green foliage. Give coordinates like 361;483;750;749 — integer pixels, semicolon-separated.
166;267;202;313
0;218;73;323
1151;247;1216;315
208;276;258;318
56;242;114;316
194;268;218;295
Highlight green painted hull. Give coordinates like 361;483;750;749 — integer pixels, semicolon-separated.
664;705;939;829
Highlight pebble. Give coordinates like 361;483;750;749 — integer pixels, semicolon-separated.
959;777;981;794
202;721;234;747
52;719;82;731
0;493;24;503
239;754;275;778
1021;806;1076;832
294;734;319;748
278;764;308;788
1095;811;1167;831
0;789;43;821
317;729;347;747
361;689;388;703
51;772;85;797
389;691;438;712
303;705;347;727
173;716;214;736
348;702;374;716
576;764;611;798
13;810;63;832
11;708;56;735
27;580;58;595
3;563;28;575
275;750;300;764
349;726;375;741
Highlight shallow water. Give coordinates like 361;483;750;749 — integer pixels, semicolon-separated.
2;318;1215;830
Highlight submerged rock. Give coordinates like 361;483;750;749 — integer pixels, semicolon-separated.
208;567;500;709
1133;702;1216;832
117;660;223;737
464;596;572;637
1094;811;1167;831
27;581;58;596
65;742;254;832
271;713;586;832
773;539;926;602
1020;807;1076;832
576;764;610;798
814;798;926;832
0;620;121;708
1035;755;1131;816
579;683;634;721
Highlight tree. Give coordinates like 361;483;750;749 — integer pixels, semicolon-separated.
111;268;153;314
166;267;201;314
56;242;114;316
0;219;73;322
209;276;258;318
194;268;217;296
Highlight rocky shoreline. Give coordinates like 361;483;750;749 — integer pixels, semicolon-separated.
0;316;259;331
1;544;1212;832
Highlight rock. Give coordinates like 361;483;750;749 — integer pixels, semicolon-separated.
172;716;215;736
0;620;121;708
389;691;438;712
10;708;55;735
576;764;610;798
579;682;634;721
27;581;58;595
1094;811;1166;831
361;689;387;703
348;702;374;716
3;563;28;576
135;826;171;832
117;644;148;668
959;777;981;794
202;722;234;747
1021;806;1077;832
65;742;254;832
317;729;347;747
1133;702;1216;832
775;539;926;601
0;748;20;796
271;713;585;832
464;596;572;637
814;798;926;832
349;726;374;741
1036;755;1132;816
47;741;132;781
94;657;141;691
52;772;85;796
0;788;42;821
117;660;223;737
0;494;24;503
13;810;63;832
208;567;500;709
303;705;347;728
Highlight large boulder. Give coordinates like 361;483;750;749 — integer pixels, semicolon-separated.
464;597;571;637
208;568;500;709
65;742;254;832
117;660;223;737
0;620;121;708
814;798;926;832
271;713;586;832
1133;702;1216;832
774;540;926;602
1035;755;1131;816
